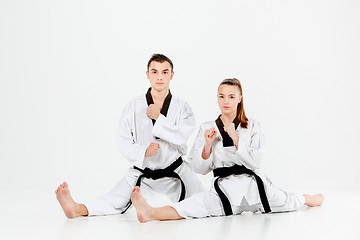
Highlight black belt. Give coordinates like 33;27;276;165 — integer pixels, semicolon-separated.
121;157;185;213
213;164;271;215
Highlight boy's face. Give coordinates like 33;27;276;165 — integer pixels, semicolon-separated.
146;61;174;92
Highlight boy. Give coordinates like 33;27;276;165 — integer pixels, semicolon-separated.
55;54;204;218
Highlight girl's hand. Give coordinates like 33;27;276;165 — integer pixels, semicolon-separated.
204;127;217;145
202;128;216;160
224;123;239;149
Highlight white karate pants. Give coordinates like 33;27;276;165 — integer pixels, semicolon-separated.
170;182;305;219
84;161;204;216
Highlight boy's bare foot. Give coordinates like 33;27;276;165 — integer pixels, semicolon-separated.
131;186;153;223
303;193;325;207
55;182;85;218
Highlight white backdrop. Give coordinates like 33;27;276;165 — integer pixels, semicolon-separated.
1;0;359;192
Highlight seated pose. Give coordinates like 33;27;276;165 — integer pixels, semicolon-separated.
55;54;204;218
131;78;324;222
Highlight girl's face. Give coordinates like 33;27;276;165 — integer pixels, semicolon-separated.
217;84;242;115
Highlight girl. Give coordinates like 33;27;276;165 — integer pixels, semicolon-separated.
131;78;324;222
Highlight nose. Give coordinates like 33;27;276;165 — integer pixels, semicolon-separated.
157;73;163;80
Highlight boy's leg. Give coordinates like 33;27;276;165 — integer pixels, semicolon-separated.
156;162;205;203
83;168;141;216
55;168;141;218
55;182;88;218
178;161;206;197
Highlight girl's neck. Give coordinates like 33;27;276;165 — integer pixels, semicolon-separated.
220;112;237;124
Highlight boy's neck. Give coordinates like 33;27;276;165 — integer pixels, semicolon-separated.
151;88;169;105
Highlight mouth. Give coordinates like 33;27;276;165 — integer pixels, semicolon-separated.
223;106;230;110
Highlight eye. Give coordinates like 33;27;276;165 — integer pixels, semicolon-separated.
219;96;224;98
152;71;156;74
230;96;234;99
164;72;168;74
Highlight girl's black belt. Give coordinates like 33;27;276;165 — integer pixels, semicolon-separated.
213;164;271;215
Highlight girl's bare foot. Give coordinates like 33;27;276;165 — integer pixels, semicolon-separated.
303;193;325;207
131;186;154;223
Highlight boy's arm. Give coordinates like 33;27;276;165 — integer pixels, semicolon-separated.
152;102;196;149
115;103;147;168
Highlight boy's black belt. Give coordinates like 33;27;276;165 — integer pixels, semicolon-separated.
213;164;271;216
121;157;185;213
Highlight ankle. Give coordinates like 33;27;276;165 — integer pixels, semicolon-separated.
148;207;155;220
303;194;310;205
76;204;88;216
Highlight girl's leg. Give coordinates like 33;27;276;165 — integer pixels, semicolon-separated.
131;186;184;223
261;180;325;212
303;193;325;207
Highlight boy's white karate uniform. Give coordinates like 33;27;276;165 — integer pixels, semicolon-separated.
84;92;204;216
170;118;305;219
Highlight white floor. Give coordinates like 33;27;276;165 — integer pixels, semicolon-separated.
1;187;359;240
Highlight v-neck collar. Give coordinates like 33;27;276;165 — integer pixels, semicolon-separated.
215;115;240;147
145;87;172;125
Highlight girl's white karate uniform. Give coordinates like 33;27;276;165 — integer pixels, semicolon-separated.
170;118;305;219
84;94;204;216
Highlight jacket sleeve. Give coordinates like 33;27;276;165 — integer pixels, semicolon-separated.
235;120;266;171
188;125;213;175
152;102;196;153
115;102;147;168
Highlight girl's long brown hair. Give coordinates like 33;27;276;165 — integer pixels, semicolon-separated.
219;78;248;128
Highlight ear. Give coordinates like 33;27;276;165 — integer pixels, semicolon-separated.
170;71;174;80
238;95;243;103
146;71;149;79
